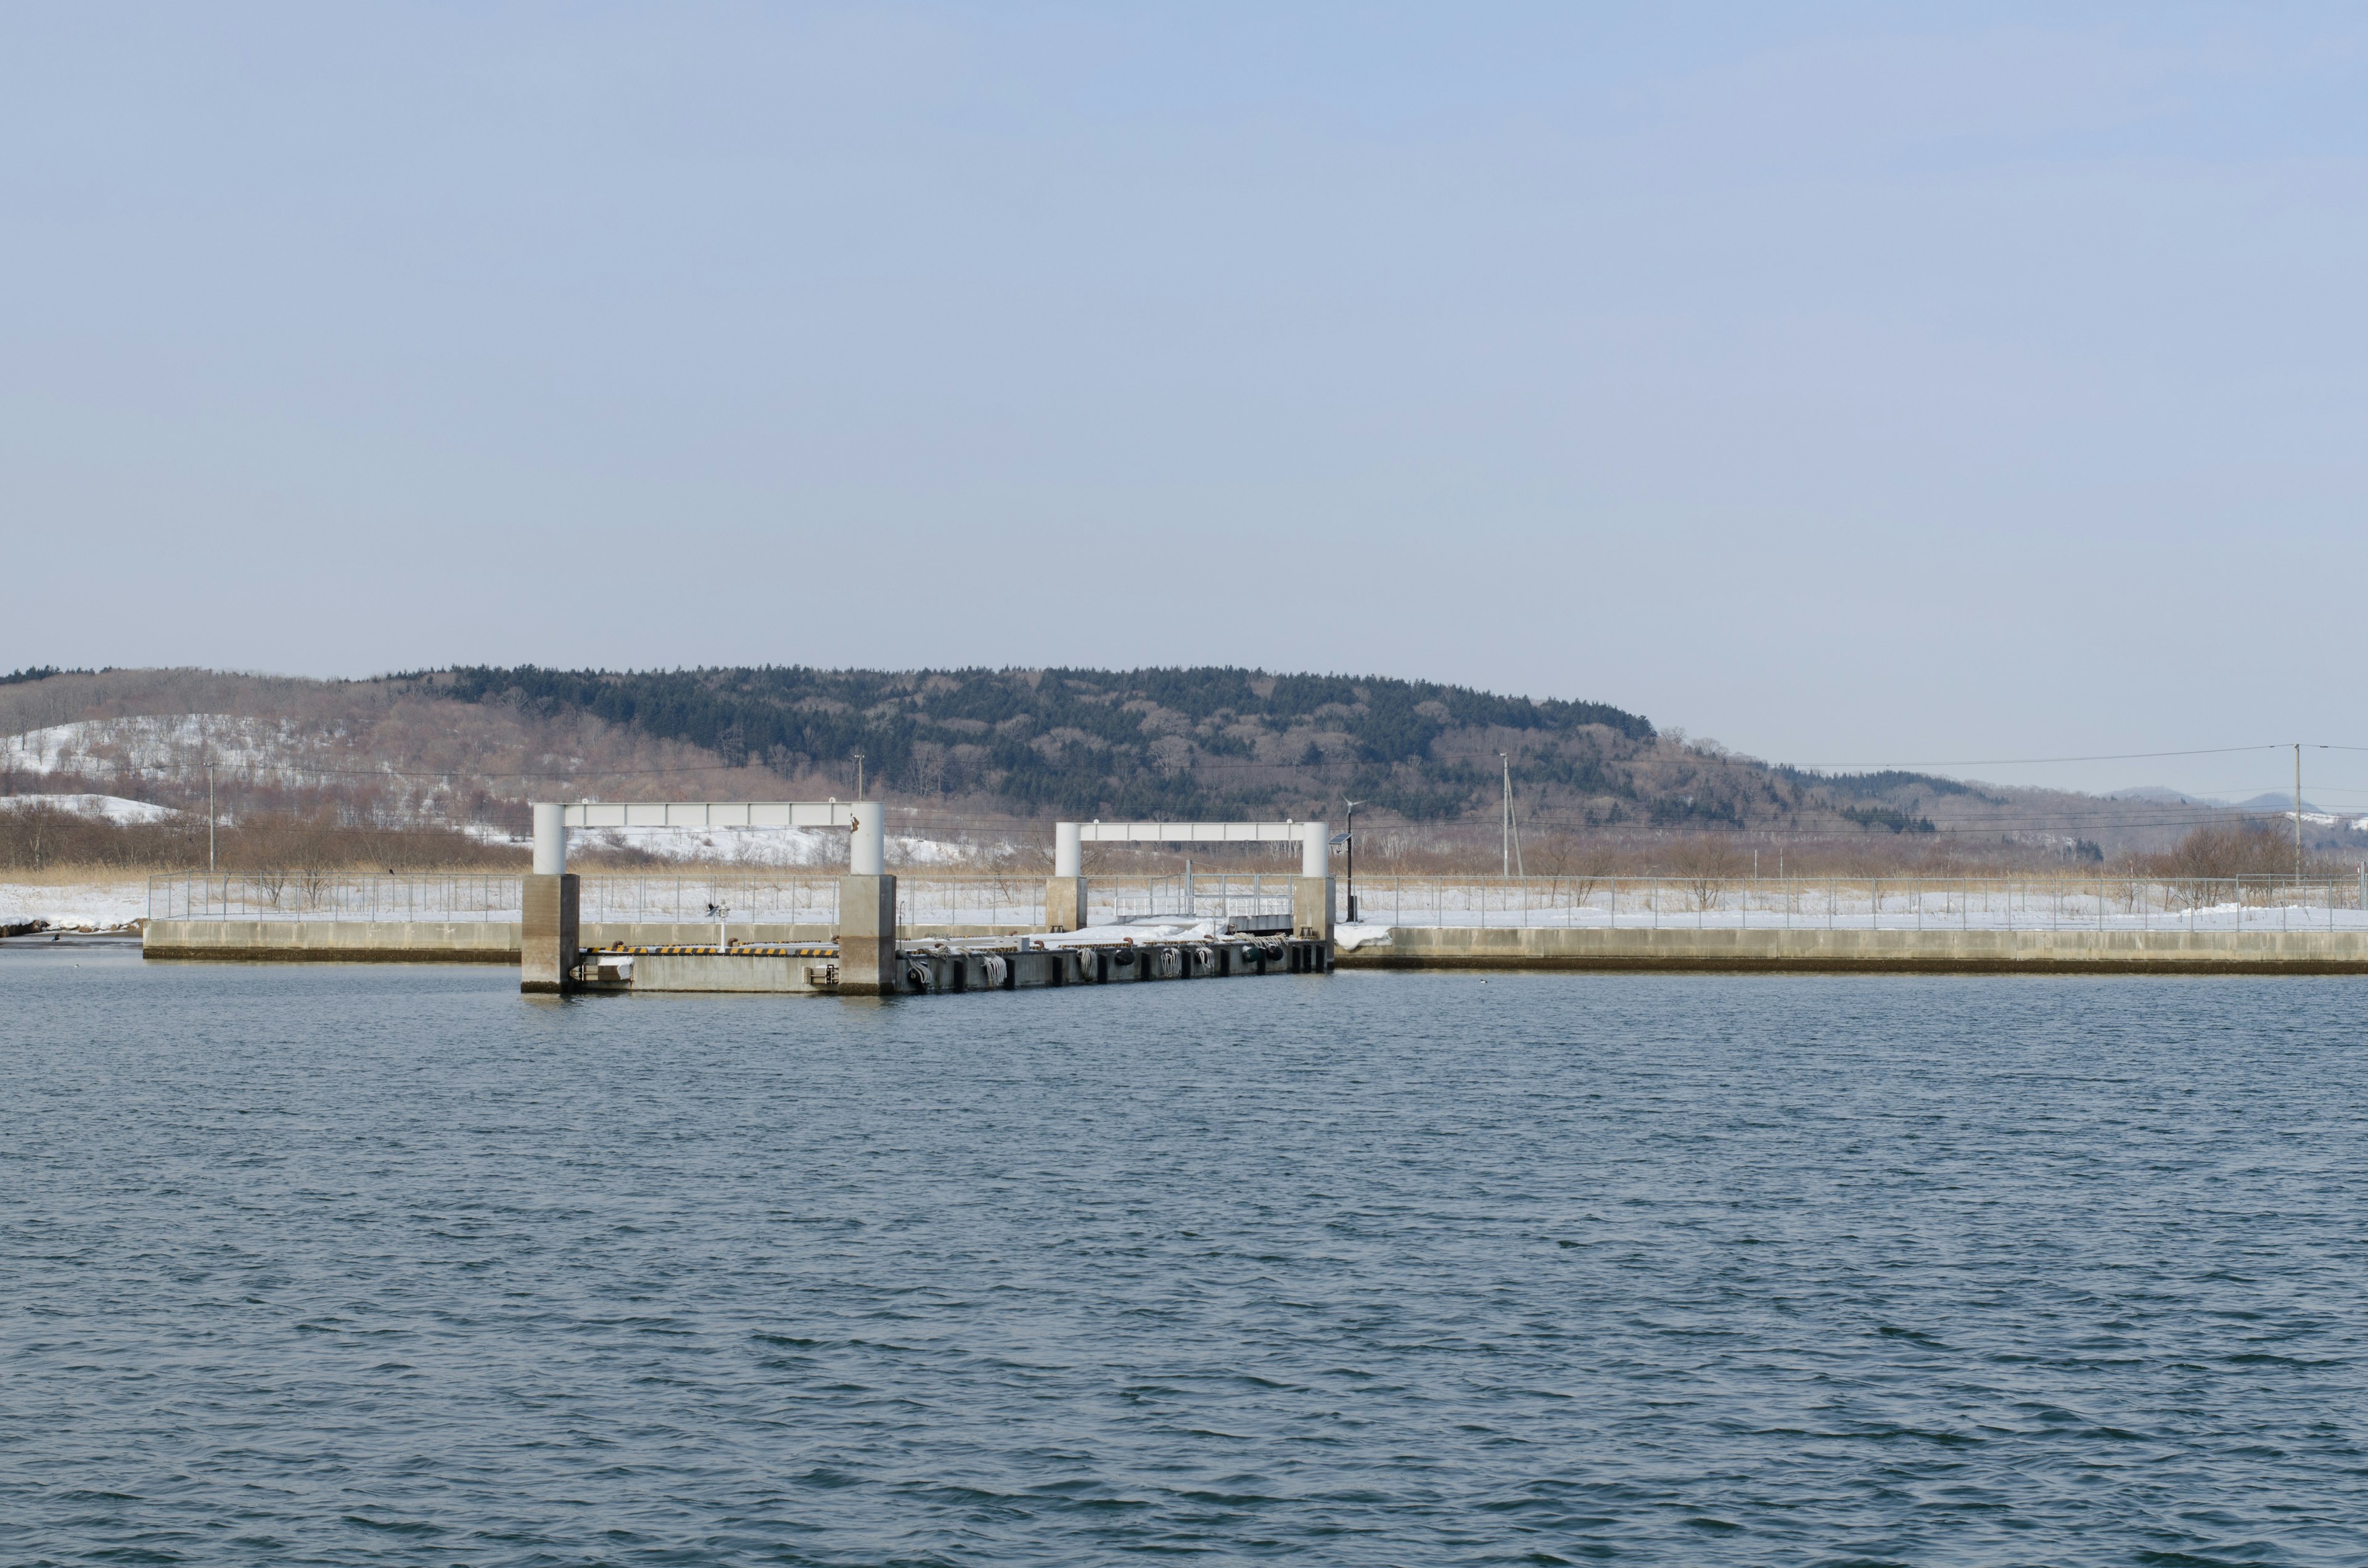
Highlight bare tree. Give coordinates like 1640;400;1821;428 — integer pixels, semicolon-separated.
1667;835;1741;912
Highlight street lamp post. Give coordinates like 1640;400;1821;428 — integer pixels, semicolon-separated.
1343;799;1365;923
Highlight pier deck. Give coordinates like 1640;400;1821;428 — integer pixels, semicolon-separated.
603;934;1333;994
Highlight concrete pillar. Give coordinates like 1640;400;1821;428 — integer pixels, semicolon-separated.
1054;821;1082;878
849;802;885;876
837;872;897;993
1300;822;1330;878
1293;875;1336;941
1046;876;1087;932
521;872;580;993
532;802;567;875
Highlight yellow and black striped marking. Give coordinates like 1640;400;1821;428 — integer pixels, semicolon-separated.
610;945;840;958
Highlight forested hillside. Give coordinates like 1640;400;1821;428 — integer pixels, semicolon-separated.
0;663;2286;869
422;665;1666;823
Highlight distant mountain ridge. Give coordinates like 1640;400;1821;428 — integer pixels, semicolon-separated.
0;664;2276;858
419;665;1663;823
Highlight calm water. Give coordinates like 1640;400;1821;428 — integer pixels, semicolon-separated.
4;948;2367;1566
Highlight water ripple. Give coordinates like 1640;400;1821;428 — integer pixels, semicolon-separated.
2;954;2366;1564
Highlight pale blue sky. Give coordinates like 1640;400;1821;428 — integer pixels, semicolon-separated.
5;4;2365;800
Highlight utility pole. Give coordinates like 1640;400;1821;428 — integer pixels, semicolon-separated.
854;749;865;800
207;761;216;872
2295;742;2304;881
1498;753;1511;876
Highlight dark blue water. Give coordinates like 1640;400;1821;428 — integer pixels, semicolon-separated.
5;948;2367;1566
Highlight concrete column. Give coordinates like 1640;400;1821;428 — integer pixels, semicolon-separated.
1300;822;1329;877
1048;822;1085;931
837;872;897;993
532;802;567;875
1293;875;1336;942
521;872;580;993
1046;876;1087;932
850;802;885;876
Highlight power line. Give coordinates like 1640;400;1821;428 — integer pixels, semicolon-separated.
1774;744;2287;769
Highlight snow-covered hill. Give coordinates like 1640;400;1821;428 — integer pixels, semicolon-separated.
0;715;302;779
0;794;186;824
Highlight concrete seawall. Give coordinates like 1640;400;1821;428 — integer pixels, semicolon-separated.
146;920;2368;974
1336;926;2368;974
143;921;1032;963
144;920;525;963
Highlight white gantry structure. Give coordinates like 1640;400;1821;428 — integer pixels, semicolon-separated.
530;800;882;875
521;800;890;995
1048;819;1332;938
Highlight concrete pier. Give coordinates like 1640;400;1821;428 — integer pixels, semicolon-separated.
1293;876;1335;940
836;874;898;993
1045;877;1087;932
892;935;1328;993
615;945;841;993
575;934;1334;993
519;872;579;993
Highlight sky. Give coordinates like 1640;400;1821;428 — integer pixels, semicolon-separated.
4;3;2366;802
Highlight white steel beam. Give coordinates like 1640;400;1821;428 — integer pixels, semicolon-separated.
1061;819;1331;877
535;800;885;876
1072;821;1309;844
558;800;865;830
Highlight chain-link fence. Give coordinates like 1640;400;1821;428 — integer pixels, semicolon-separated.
1341;874;2368;931
146;872;522;922
1111;872;1297;924
146;871;2368;932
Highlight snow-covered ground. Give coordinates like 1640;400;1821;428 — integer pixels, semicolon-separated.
0;879;149;930
2288;810;2368;830
0;794;186;824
